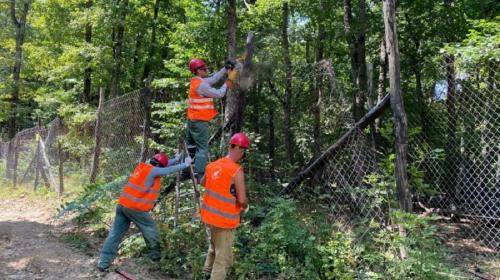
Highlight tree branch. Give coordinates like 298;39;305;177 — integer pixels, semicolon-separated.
10;0;19;27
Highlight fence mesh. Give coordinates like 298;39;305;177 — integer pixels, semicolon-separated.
0;89;150;192
281;58;498;276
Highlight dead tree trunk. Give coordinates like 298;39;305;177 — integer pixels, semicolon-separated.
110;0;129;98
90;88;105;183
83;0;93;102
383;0;412;213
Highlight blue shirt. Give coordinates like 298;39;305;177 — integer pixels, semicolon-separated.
144;159;189;188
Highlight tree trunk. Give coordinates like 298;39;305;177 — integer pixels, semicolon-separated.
383;0;411;213
343;0;368;121
444;53;458;206
83;0;93;102
140;86;152;162
355;0;368;120
130;33;143;89
90;88;105;183
313;2;325;156
253;83;261;134
268;106;276;180
142;0;161;82
231;33;254;134
375;39;388;143
110;0;129;98
282;2;294;164
227;0;237;59
8;0;31;139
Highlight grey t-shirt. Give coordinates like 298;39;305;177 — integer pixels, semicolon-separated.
144;159;188;188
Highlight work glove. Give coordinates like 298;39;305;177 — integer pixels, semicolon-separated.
174;152;181;163
224;59;236;70
227;69;239;81
225;80;234;89
184;156;193;166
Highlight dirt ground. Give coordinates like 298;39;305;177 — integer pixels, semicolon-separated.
0;194;170;280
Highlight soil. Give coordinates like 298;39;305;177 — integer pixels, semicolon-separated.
0;194;171;280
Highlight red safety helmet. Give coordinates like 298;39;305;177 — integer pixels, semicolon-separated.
152;152;169;167
230;132;250;149
189;59;207;74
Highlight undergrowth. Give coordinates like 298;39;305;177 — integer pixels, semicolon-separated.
57;166;462;279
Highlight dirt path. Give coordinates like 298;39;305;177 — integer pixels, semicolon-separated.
0;195;167;280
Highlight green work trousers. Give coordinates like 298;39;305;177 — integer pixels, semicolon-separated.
203;225;235;280
98;204;160;269
186;120;209;177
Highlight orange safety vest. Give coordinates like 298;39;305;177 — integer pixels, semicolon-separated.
201;157;242;229
187;77;218;121
118;163;160;212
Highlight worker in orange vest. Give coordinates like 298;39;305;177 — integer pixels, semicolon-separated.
200;132;249;280
185;58;238;182
97;152;192;272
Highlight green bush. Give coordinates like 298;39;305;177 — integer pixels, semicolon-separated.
159;222;206;278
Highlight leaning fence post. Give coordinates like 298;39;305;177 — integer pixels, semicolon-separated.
140;79;152;162
12;135;20;188
90;88;105;184
58;139;64;195
34;132;41;190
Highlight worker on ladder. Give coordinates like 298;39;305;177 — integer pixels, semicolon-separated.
185;58;239;182
200;132;250;280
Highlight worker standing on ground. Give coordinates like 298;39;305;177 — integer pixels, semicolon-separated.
97;152;192;272
185;58;239;182
200;132;249;280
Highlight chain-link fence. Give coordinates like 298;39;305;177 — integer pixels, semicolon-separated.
280;59;498;277
0;89;151;193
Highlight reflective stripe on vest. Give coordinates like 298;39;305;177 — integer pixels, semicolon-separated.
204;188;236;204
189;98;213;103
118;162;160;212
187;77;218;121
125;182;160;195
200;157;242;229
189;104;215;110
201;204;239;220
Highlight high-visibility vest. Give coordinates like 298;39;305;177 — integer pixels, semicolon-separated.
118;162;160;212
187;77;218;121
201;157;242;229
